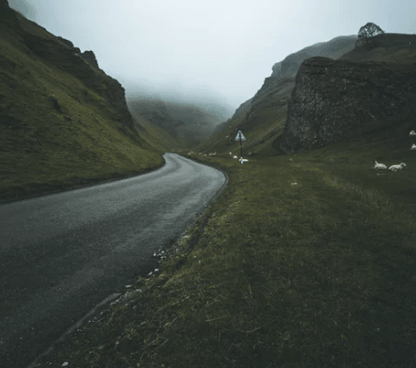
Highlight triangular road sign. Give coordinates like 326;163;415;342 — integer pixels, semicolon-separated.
234;130;246;141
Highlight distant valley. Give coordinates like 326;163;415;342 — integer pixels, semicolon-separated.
127;97;232;148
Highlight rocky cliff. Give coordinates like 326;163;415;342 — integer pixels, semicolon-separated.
276;54;416;153
198;35;357;154
1;0;134;131
22;34;134;131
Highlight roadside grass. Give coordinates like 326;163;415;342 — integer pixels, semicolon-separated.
40;133;416;368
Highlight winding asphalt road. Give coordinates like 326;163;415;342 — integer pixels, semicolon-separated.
0;153;227;368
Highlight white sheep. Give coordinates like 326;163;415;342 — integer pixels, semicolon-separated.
388;163;406;171
409;130;416;136
411;144;416;151
233;155;238;159
229;152;232;155
373;161;387;170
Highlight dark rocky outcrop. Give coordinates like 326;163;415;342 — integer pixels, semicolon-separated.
1;0;134;132
21;33;133;129
276;56;416;153
0;0;18;25
199;35;357;154
81;50;99;68
246;36;357;128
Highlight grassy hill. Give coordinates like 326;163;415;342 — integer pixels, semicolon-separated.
0;1;164;204
128;97;232;148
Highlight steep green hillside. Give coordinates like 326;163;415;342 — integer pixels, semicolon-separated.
0;1;163;203
130;112;183;152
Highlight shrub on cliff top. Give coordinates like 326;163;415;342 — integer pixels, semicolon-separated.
356;22;385;48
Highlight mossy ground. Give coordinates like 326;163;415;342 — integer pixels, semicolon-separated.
38;128;416;368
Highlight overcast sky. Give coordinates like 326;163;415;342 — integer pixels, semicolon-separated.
8;0;416;111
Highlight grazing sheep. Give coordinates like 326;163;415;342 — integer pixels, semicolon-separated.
389;163;406;171
409;130;416;136
229;152;232;155
373;161;387;170
208;152;217;156
233;155;238;159
411;144;416;151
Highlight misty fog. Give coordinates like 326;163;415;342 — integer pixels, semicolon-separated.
7;0;416;112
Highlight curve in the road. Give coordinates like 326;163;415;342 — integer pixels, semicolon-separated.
0;153;227;368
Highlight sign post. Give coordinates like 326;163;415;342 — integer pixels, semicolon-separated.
234;130;246;159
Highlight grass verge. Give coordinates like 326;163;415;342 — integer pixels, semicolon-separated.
38;135;416;367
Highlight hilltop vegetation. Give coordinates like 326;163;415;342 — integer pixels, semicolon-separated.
0;0;167;203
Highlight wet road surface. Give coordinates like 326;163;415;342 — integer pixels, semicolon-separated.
0;153;226;368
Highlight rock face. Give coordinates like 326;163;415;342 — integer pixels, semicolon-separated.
81;50;99;68
248;36;357;125
1;0;134;131
276;56;416;153
0;0;18;24
200;35;357;154
21;33;133;129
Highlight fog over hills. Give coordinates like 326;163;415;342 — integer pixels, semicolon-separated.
127;96;232;148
